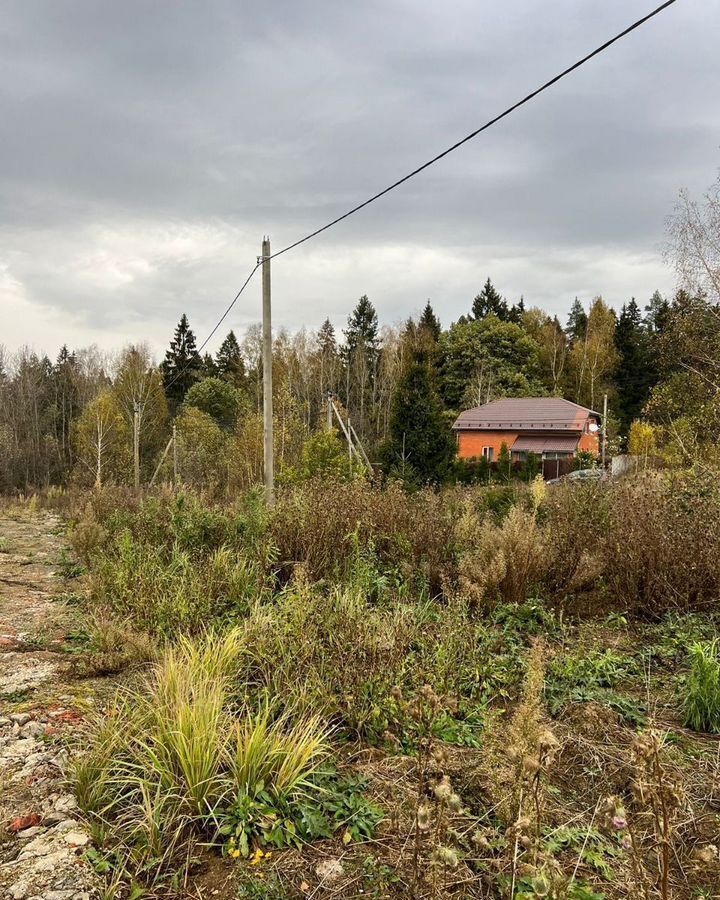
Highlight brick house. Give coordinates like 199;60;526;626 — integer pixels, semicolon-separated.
452;398;601;470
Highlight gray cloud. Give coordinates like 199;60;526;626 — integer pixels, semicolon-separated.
1;0;718;358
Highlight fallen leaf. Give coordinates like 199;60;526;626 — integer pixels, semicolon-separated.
9;813;41;833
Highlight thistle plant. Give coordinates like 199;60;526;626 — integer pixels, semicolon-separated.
388;684;464;897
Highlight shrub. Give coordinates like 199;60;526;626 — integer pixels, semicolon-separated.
602;475;720;616
270;478;455;594
683;640;720;733
457;504;547;606
233;587;419;737
541;480;609;597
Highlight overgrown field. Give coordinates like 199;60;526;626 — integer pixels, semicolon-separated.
54;474;720;898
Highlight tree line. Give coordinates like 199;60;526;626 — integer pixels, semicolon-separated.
1;281;714;492
2;166;719;490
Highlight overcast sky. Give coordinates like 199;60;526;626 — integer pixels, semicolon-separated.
1;0;717;360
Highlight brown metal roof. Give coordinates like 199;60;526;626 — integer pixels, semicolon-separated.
511;434;580;453
452;397;600;432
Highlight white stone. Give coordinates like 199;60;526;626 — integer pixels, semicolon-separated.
10;713;32;726
62;832;89;848
316;858;344;883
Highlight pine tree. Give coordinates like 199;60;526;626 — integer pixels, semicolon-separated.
419;301;441;342
381;357;454;484
215;330;245;386
566;298;588;343
161;314;202;408
317;318;341;402
472;278;509;320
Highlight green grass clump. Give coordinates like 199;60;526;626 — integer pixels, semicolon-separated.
74;630;330;885
91;533;266;636
683;640;720;733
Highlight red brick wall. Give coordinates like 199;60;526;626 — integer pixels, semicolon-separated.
457;429;600;459
457;431;519;460
578;431;600;454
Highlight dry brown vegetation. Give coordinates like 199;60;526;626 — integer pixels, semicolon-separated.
14;472;719;898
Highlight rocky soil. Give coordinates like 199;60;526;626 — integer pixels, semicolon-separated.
0;510;99;900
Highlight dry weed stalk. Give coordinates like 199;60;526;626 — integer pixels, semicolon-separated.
389;684;464;898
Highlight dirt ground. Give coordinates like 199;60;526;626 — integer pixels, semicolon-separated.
0;509;99;900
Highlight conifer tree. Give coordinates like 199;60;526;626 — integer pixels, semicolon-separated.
419;301;441;342
614;299;657;437
316;318;341;403
644;290;670;334
161;314;201;408
215;330;245;386
381;354;454;485
472;278;509;320
508;296;525;324
566;298;588;343
342;296;381;438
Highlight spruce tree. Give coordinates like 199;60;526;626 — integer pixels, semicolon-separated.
381;356;455;485
419;300;441;342
566;298;588;343
644;290;670;334
342;296;381;437
472;278;509;320
161;314;202;408
201;352;219;378
614;299;656;437
317;318;338;356
215;330;245;385
317;317;341;400
343;295;380;358
508;296;525;324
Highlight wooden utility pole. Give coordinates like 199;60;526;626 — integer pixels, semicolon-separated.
133;401;141;489
601;393;608;469
261;237;275;507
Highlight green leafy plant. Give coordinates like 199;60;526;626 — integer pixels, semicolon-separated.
545;650;645;724
218;772;383;857
683;640;720;733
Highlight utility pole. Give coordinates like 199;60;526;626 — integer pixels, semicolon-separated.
261;236;275;507
327;393;333;430
172;424;178;483
601;393;608;469
133;401;141;489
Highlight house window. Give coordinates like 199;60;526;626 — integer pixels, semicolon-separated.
482;446;494;462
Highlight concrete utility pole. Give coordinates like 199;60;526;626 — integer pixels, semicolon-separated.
601;393;608;469
261;237;275;507
133;401;141;489
172;424;178;483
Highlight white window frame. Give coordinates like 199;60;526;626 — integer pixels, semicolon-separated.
482;446;494;462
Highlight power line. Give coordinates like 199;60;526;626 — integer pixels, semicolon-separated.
268;0;678;261
163;261;260;392
173;0;678;379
